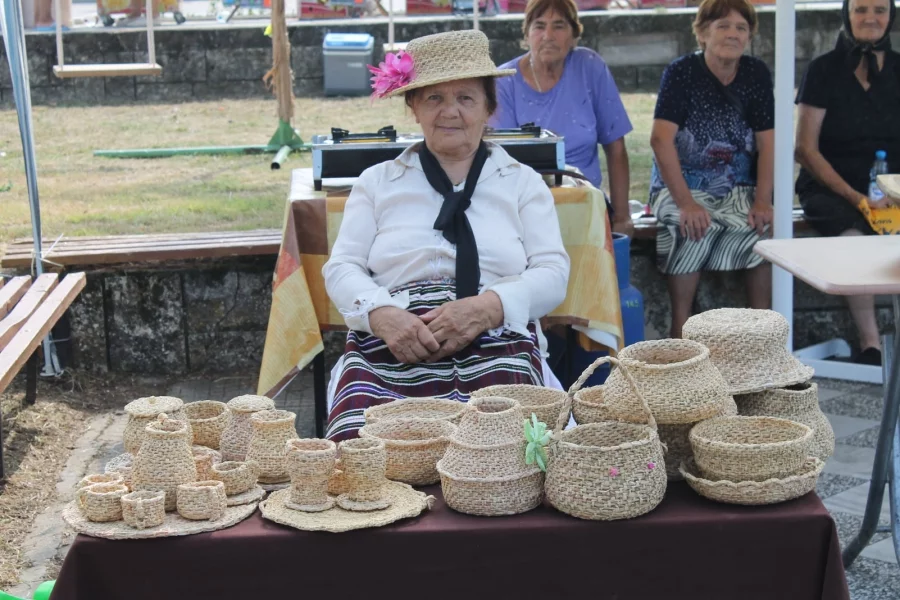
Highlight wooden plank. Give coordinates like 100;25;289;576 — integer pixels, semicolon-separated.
0;273;86;395
7;229;280;247
0;276;32;319
3;235;282;256
0;274;59;350
54;63;162;78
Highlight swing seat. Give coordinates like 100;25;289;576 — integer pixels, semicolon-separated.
52;63;163;78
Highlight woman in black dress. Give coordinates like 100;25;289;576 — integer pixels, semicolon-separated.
794;0;900;365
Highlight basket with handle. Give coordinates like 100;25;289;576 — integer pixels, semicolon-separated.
545;356;667;521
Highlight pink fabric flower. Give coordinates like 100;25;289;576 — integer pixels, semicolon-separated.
368;51;415;99
647;462;657;470
609;467;620;478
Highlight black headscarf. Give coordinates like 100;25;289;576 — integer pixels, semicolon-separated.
835;0;896;83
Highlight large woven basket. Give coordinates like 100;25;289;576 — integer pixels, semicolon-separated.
735;383;835;461
690;416;813;482
545;357;667;520
436;397;543;516
602;339;730;425
364;397;467;425
470;385;567;428
359;418;457;485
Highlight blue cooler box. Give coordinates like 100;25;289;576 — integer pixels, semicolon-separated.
323;33;375;97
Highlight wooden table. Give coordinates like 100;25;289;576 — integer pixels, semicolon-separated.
754;236;900;568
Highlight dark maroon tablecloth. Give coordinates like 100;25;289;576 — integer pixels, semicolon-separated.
50;483;849;600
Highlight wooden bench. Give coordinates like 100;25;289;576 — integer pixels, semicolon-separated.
0;272;86;479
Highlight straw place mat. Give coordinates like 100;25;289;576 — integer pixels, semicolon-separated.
260;481;434;533
260;481;290;492
227;485;266;507
62;501;258;540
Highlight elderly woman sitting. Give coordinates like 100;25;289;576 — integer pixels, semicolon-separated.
794;0;900;366
649;0;774;338
490;0;633;237
322;30;570;441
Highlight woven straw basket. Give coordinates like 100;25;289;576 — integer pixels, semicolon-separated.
131;415;197;511
545;357;667;520
602;339;730;425
183;401;230;450
246;409;299;484
364;397;467;425
220;395;276;462
359;418;456;485
436;397;543;516
735;383;835;461
690;416;813;482
658;395;738;482
470;385;567;428
680;457;824;505
123;396;187;455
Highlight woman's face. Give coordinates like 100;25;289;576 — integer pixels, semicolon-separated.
699;9;751;61
849;0;891;43
411;79;490;159
527;9;576;66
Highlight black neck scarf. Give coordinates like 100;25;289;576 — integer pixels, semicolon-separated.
836;0;896;83
418;140;489;299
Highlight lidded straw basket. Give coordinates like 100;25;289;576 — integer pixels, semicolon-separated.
470;384;567;428
359;418;457;485
735;382;834;461
545;357;667;520
124;396;187;454
436;397;543;516
690;416;813;482
131;414;197;511
602;339;730;425
364;397;467;425
183;401;230;450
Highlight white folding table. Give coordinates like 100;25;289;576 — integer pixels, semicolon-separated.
755;236;900;567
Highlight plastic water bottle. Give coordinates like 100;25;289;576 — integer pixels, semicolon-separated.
869;150;888;202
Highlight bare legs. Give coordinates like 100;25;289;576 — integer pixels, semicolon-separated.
841;228;881;351
667;263;771;338
34;0;54;27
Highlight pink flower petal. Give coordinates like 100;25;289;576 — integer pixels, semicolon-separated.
609;467;620;477
647;462;656;470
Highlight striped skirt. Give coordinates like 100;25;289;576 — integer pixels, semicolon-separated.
325;279;545;442
650;185;766;275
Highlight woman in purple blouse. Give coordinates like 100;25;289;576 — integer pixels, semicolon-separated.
490;0;634;236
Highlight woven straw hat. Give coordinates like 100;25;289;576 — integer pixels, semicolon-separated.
384;30;515;98
682;308;814;395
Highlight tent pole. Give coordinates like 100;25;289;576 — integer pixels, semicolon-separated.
773;0;796;351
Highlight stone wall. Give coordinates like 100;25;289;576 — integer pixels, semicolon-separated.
49;247;891;377
1;6;889;107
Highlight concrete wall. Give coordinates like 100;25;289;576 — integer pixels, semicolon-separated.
1;6;889;107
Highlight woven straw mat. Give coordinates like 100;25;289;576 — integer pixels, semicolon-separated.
680;457;824;505
260;482;433;533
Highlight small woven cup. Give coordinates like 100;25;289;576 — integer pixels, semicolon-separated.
285;438;337;512
176;480;227;521
121;490;165;529
77;483;130;522
183;400;229;449
210;460;260;496
336;438;390;511
193;447;216;482
76;473;124;490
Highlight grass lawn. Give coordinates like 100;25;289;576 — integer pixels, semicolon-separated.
0;93;657;249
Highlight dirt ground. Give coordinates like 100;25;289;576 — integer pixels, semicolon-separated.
0;370;176;591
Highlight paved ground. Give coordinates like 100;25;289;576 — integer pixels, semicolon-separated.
7;372;898;599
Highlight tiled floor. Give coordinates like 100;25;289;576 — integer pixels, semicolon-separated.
167;373;900;599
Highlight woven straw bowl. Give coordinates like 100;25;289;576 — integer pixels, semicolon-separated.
690;416;813;482
211;460;260;496
177;481;228;521
682;308;814;395
735;382;835;461
436;467;544;516
121;490;165;529
659;395;738;482
680;457;824;505
364;397;467;425
76;473;124;490
183;401;229;449
358;418;456;485
604;339;729;424
545;422;666;520
455;397;524;445
571;385;617;424
471;385;567;428
77;483;130;523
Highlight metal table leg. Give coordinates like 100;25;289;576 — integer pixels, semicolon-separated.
842;294;900;568
313;352;327;438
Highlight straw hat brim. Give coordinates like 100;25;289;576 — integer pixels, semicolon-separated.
260;481;433;533
385;68;517;98
720;360;814;396
62;500;257;540
679;457;824;505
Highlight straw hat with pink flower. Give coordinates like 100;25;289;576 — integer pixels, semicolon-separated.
369;30;516;99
